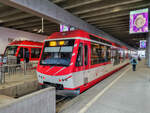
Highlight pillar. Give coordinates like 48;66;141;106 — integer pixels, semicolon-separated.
146;32;150;67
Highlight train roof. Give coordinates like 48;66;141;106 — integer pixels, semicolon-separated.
47;30;90;39
9;40;43;46
47;30;128;49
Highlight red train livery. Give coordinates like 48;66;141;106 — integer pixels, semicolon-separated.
4;40;43;63
37;30;129;95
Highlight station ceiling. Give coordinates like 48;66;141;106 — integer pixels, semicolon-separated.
0;0;149;49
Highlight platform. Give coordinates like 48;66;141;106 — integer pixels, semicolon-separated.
59;59;150;113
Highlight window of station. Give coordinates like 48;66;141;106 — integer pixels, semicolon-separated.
31;48;41;58
76;43;83;66
91;43;111;65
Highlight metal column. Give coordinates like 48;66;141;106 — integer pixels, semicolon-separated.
147;32;150;67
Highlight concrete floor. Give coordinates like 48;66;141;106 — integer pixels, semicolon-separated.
59;59;150;113
0;95;15;106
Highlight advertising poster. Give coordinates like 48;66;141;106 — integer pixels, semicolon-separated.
130;8;149;33
140;40;146;48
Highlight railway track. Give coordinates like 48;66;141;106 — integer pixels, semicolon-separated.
56;95;74;113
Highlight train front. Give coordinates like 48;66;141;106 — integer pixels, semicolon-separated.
37;39;79;95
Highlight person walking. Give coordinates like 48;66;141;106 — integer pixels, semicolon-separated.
130;57;138;71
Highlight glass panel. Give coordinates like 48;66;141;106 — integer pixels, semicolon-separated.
40;39;74;66
84;45;88;65
4;46;18;56
76;43;83;66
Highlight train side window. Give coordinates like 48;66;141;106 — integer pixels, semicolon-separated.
76;43;83;66
18;47;23;58
84;45;88;65
106;46;111;62
91;43;100;65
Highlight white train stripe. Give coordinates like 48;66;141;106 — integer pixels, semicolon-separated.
8;45;42;47
46;66;54;72
54;67;66;75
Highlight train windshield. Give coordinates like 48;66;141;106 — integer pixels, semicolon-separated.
40;39;75;66
4;46;18;56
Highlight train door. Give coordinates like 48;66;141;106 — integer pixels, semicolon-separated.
75;40;90;86
83;41;90;86
24;48;30;63
17;47;30;63
17;47;23;62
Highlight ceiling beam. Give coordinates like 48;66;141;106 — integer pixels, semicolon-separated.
101;26;129;30
61;0;102;10
101;27;129;31
70;0;143;15
0;0;133;49
4;17;41;27
96;21;128;26
97;23;128;28
52;0;65;4
14;22;57;29
21;25;58;32
89;17;129;25
79;1;150;19
0;8;21;18
86;11;128;22
0;13;33;23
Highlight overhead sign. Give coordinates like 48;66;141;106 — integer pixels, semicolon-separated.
60;24;70;32
60;24;76;32
130;8;149;33
140;40;146;48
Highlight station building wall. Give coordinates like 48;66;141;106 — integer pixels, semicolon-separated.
0;27;47;54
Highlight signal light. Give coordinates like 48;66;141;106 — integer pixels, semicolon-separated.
49;41;57;46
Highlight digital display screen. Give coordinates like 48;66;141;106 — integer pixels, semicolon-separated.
60;24;70;32
60;24;76;32
140;40;146;48
130;8;149;33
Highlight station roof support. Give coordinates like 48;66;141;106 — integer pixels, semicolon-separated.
0;0;133;49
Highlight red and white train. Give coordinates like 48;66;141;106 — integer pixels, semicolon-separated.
4;40;43;63
37;30;130;95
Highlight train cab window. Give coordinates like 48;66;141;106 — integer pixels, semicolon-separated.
31;48;41;58
76;43;83;66
4;46;18;56
84;45;88;65
40;39;75;66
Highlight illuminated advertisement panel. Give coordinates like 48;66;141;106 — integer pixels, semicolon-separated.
60;24;76;32
140;40;146;48
130;8;149;33
60;24;70;32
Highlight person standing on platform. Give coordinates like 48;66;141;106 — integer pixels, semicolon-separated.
130;57;138;71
